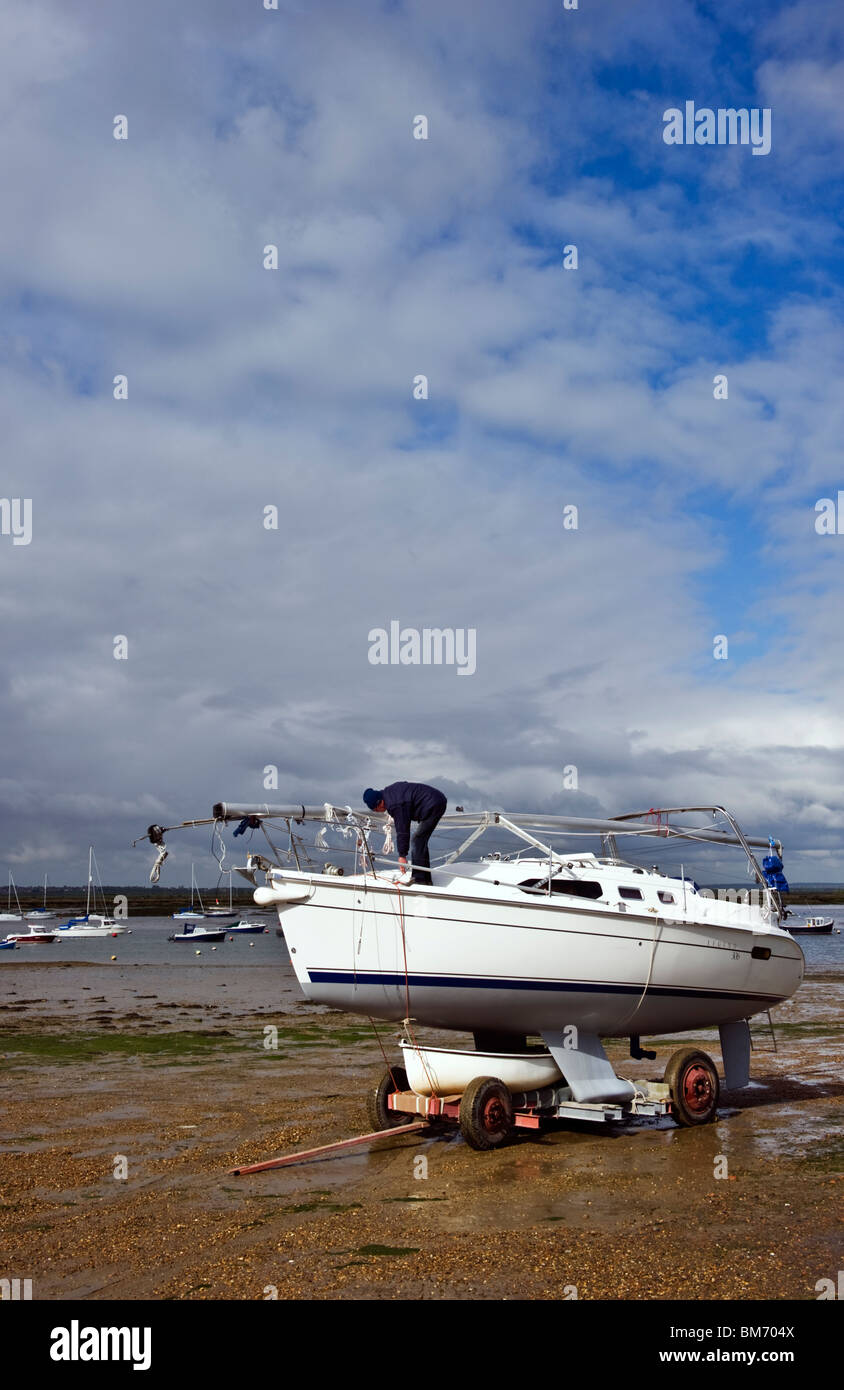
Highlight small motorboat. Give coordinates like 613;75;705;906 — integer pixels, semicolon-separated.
787;916;834;934
4;926;57;944
58;916;127;938
225;919;267;934
168;924;227;942
0;939;18;950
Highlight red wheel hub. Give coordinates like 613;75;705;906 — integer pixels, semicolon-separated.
483;1096;507;1132
682;1064;714;1113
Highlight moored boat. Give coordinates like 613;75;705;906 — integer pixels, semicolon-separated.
224;919;267;934
25;874;55;920
787;915;834;934
172;864;206;919
168;924;227;942
4;926;57;944
59;915;126;938
58;848;127;937
0;871;24;922
204;870;240;918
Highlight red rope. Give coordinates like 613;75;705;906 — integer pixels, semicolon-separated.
368;1016;402;1093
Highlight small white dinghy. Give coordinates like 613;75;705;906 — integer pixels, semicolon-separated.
399;1040;564;1097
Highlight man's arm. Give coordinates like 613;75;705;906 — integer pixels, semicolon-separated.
385;799;412;860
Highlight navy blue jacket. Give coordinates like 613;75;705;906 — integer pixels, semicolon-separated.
381;781;447;858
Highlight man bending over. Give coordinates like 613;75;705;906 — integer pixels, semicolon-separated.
362;782;447;886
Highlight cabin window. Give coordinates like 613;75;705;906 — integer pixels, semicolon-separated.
619;887;643;900
519;879;603;900
658;891;675;904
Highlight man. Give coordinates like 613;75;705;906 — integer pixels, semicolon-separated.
362;782;447;886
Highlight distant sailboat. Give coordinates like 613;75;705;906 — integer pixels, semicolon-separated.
26;874;55;921
172;865;206;919
203;870;238;918
58;848;127;937
0;872;24;922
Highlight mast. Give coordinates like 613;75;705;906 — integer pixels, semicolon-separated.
86;847;93;917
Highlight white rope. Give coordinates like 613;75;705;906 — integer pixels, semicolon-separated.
149;846;168;884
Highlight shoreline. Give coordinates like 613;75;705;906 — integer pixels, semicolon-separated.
2;961;842;1301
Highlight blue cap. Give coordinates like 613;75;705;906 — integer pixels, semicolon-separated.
363;788;383;810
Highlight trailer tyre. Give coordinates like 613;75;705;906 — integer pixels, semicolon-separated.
665;1047;720;1127
367;1066;410;1131
459;1076;514;1150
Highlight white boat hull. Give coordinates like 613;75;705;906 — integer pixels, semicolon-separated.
58;924;126;937
268;872;804;1037
400;1041;563;1095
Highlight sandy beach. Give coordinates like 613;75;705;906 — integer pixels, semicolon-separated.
2;933;842;1302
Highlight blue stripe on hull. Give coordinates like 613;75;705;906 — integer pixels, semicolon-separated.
306;968;781;1005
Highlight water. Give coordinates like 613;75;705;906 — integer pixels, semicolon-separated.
785;903;844;973
0;915;305;1023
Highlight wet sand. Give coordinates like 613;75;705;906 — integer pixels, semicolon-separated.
1;957;842;1301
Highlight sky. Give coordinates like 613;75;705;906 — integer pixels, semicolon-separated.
1;0;843;887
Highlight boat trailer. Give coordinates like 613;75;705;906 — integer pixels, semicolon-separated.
230;1043;721;1173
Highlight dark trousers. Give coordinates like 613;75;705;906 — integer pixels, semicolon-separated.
410;797;447;885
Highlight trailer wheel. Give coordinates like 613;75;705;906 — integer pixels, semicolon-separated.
459;1076;513;1150
367;1066;411;1131
665;1047;720;1127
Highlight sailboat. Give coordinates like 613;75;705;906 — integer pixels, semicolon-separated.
25;874;55;921
0;871;24;922
172;865;206;919
139;799;806;1145
203;870;238;918
58;848;127;937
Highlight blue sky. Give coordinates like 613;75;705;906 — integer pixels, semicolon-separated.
1;0;844;884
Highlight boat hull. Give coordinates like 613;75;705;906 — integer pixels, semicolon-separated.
400;1041;564;1095
4;933;57;944
270;875;804;1037
168;929;227;942
58;927;126;937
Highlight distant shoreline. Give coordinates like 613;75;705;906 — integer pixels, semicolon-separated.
7;884;844;914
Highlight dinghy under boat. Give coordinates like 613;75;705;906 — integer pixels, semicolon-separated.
140;801;805;1140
